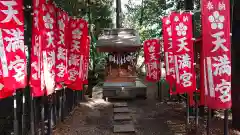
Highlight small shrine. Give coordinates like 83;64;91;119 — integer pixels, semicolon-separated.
96;28;147;99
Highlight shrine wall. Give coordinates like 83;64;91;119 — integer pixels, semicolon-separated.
105;53;137;82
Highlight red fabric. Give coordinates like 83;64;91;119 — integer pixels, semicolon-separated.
66;18;88;90
0;0;24;28
0;89;14;99
55;9;68;84
30;0;45;97
0;63;14;99
202;0;231;109
77;19;88;89
0;0;27;91
40;2;57;95
162;16;176;94
171;12;196;94
144;39;161;82
144;39;161;63
83;36;90;85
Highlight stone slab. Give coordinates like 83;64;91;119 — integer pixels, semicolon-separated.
113;124;135;133
113;102;128;107
113;107;130;113
114;113;131;121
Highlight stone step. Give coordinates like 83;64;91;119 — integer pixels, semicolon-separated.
113;102;128;107
113;124;135;133
113;107;130;113
114;113;131;121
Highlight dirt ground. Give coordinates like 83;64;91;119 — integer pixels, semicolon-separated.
53;82;240;135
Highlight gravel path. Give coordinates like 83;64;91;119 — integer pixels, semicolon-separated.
53;82;240;135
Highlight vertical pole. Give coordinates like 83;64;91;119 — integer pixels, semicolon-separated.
30;94;35;135
72;90;75;110
207;108;211;135
74;90;76;106
13;92;19;135
33;97;37;133
195;93;199;133
157;81;160;99
224;109;229;135
21;91;26;135
53;91;57;126
59;90;63;121
47;95;52;135
186;94;189;132
41;96;45;135
62;87;66;119
81;86;84;101
76;90;79;103
160;80;164;102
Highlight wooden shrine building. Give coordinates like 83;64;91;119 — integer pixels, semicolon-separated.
96;28;147;99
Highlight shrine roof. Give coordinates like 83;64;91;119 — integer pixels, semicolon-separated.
96;28;142;52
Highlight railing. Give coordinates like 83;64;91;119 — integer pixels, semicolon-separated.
0;87;85;135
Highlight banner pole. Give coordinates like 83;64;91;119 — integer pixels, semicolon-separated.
75;90;77;106
60;88;64;121
58;90;62;121
207;108;211;135
41;95;45;135
30;93;35;135
53;91;57;126
224;109;229;135
161;80;164;102
76;90;79;103
13;92;19;135
81;86;85;101
186;94;189;132
21;90;26;135
47;95;53;135
157;81;160;99
194;92;199;133
62;87;66;119
72;90;75;110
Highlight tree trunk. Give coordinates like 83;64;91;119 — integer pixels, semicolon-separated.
116;0;121;28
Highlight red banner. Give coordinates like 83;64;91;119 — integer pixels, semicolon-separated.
30;0;45;97
144;39;161;82
0;0;27;91
0;0;24;28
78;19;88;88
162;16;176;94
55;8;68;84
202;0;231;109
66;18;88;90
0;64;14;99
82;36;90;85
41;2;57;95
171;12;196;94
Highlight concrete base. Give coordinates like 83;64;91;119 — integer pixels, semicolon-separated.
113;107;130;113
113;102;128;107
113;124;135;133
114;113;131;121
102;81;147;99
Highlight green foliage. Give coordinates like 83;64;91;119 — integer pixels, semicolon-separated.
123;0;201;42
123;0;173;42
